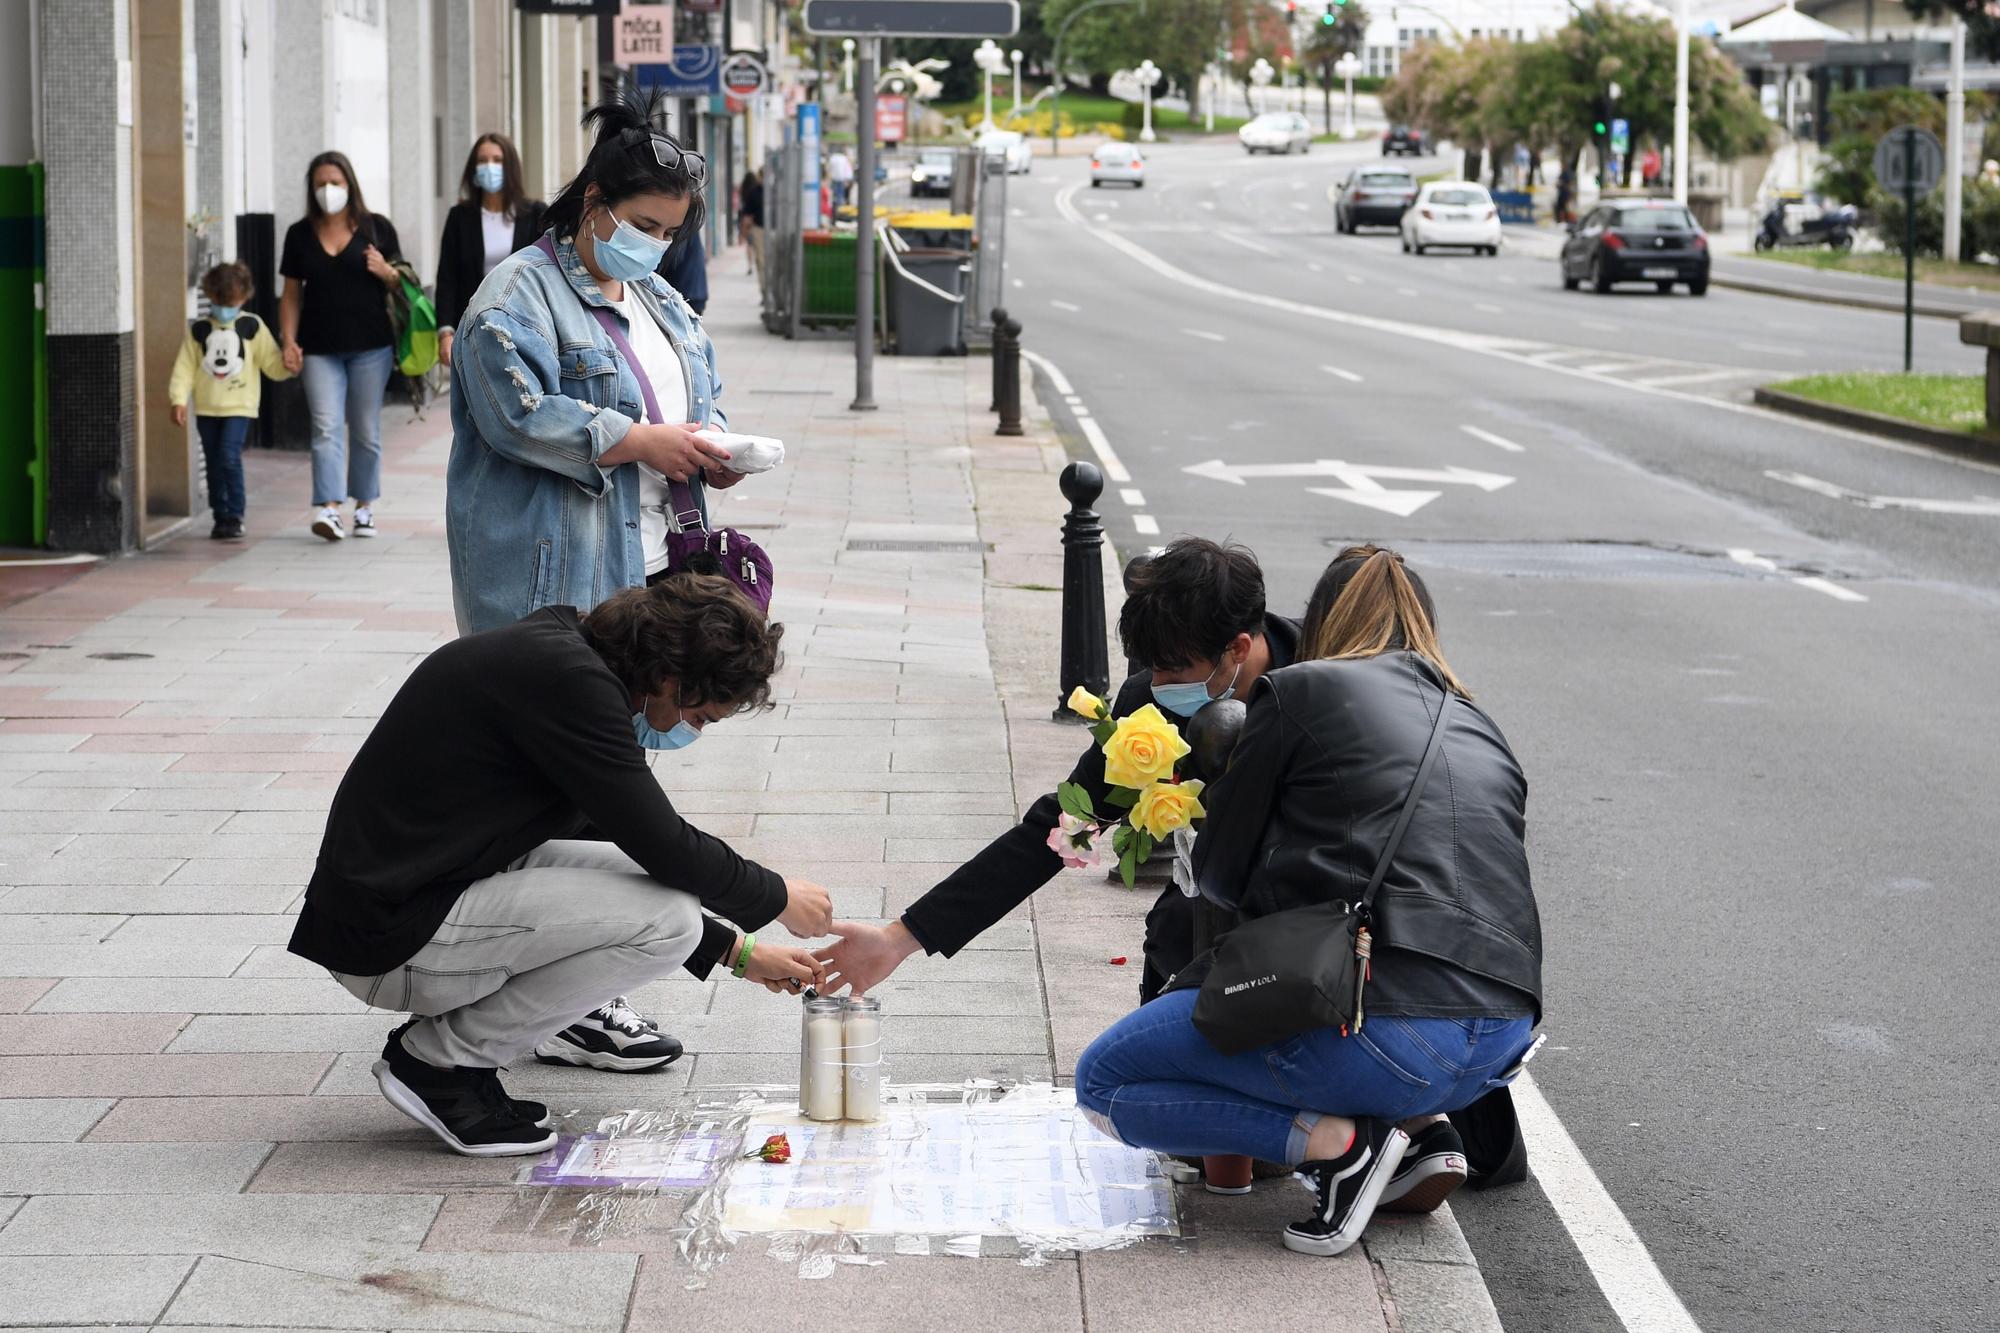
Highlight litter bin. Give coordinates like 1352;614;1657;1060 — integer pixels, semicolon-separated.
801;230;857;323
885;246;970;356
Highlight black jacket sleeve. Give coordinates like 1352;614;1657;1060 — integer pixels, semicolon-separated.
1191;676;1294;914
514;664;789;942
435;204;468;332
899;671;1153;957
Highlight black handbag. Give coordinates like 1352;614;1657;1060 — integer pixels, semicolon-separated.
1191;692;1455;1056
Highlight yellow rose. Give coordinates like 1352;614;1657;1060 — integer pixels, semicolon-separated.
1131;779;1207;840
1067;685;1107;720
1101;703;1191;790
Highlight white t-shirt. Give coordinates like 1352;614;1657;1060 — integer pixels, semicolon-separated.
828;151;854;183
611;285;692;576
480;207;514;276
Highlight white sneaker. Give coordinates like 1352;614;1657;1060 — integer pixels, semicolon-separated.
352;505;377;538
311;507;345;542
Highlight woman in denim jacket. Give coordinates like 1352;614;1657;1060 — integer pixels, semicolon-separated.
444;91;742;1071
446;91;737;638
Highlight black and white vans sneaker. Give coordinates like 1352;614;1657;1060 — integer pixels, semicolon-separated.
533;997;683;1073
372;1027;555;1158
310;506;345;541
1282;1118;1410;1257
352;505;377;538
1378;1120;1469;1214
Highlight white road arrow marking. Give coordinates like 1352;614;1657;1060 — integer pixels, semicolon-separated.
1182;459;1513;514
1766;470;2000;516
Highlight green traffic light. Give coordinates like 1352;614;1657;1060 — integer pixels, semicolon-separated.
1593;121;1607;134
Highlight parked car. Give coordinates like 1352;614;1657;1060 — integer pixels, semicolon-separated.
1382;124;1426;157
1239;112;1314;155
1335;167;1419;233
1560;200;1710;295
976;129;1034;175
1091;143;1146;188
910;148;957;198
1400;181;1502;255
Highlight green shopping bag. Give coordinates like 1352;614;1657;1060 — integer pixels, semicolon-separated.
394;275;439;378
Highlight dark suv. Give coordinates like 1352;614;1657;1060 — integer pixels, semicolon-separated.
1382;125;1425;157
1560;201;1710;295
1335;167;1419;232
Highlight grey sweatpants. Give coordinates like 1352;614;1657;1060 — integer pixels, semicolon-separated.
332;840;705;1069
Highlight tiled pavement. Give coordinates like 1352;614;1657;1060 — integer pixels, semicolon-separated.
0;267;1492;1331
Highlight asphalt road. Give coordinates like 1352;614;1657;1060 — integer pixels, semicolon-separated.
1002;138;2000;1333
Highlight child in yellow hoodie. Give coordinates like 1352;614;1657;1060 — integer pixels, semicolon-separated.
169;262;292;540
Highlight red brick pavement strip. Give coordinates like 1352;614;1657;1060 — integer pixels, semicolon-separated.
0;1013;193;1055
0;978;56;1011
0;1051;335;1096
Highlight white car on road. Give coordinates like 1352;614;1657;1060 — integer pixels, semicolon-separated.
977;129;1033;174
1238;112;1313;155
1090;143;1146;188
1400;181;1502;256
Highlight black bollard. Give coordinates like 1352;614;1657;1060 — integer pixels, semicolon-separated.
1121;553;1153;682
1054;460;1110;722
989;306;1009;413
996;315;1024;438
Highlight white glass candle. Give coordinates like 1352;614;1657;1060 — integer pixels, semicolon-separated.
843;997;883;1122
803;998;847;1121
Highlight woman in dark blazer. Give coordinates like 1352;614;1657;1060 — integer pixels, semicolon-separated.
435;133;547;367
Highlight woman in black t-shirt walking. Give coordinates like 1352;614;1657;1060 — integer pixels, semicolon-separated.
279;151;404;543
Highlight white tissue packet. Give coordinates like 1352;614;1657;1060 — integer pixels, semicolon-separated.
698;431;786;475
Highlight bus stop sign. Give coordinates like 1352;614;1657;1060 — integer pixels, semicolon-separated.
802;0;1020;37
1874;126;1944;197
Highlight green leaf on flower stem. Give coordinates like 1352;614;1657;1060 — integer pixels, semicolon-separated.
1105;787;1140;809
1135;831;1155;862
1056;782;1094;822
1110;824;1133;856
1089;720;1117;746
1118;847;1138;889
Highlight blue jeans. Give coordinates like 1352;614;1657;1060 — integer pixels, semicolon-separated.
1075;989;1534;1166
301;345;393;507
195;415;250;521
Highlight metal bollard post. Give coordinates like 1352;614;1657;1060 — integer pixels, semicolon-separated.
996;315;1024;437
989;306;1009;413
1054;461;1110;721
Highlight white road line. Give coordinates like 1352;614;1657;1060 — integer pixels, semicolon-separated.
1513;1072;1706;1333
1308;262;1325;273
1726;548;1779;573
1634;367;1750;388
1216;230;1280;256
1011;278;1026;288
1580;319;1620;332
1047;179;2000;479
1291;201;1311;211
1133;514;1161;535
1397;287;1418;296
1735;340;1807;358
1347;274;1365;285
1461;425;1526;453
1120;488;1146;506
1183;328;1228;342
1497;274;1518;285
1078;416;1133;483
1794;576;1869;602
1200;200;1217;211
1050;299;1082;312
1322;365;1364;383
1475;302;1505;314
1020;348;1075;397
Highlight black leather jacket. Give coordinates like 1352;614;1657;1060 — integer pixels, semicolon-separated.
1193;651;1542;1020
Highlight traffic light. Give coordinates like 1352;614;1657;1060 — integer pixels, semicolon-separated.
1322;2;1338;23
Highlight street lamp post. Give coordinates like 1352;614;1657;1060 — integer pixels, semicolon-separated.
1051;0;1141;158
842;38;855;94
1011;48;1024;116
1334;52;1361;140
1136;59;1161;143
975;39;1005;128
1250;58;1273;115
1672;0;1689;204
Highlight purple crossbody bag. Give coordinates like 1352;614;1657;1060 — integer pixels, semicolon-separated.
537;236;774;612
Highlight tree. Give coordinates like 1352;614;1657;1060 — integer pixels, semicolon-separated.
1302;2;1369;136
1042;0;1240;116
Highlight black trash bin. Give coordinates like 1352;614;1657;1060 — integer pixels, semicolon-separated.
885;247;969;356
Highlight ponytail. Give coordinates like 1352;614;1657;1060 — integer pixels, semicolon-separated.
1302;546;1470;698
544;88;706;263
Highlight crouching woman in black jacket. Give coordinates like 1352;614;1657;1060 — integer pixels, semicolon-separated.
1075;545;1542;1258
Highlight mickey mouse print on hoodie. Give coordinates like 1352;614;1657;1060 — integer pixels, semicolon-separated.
169;307;292;419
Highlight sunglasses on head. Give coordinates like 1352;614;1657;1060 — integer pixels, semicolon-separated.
638;131;706;185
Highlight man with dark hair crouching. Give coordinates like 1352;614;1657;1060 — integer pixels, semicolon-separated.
289;576;833;1157
820;537;1297;1003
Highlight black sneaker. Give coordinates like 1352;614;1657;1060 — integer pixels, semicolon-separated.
533;996;683;1073
1379;1120;1469;1214
1282;1118;1409;1257
372;1026;555;1157
385;1020;547;1126
209;518;244;540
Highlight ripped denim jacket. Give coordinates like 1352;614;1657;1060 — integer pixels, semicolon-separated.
445;230;726;635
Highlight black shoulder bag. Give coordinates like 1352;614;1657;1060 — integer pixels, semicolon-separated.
1192;692;1455;1056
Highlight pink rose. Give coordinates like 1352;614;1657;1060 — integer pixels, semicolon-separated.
1047;812;1101;869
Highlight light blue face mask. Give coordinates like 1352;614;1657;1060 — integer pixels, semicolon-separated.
210;305;240;323
633;710;702;751
474;162;506;194
1151;658;1242;719
591;207;671;283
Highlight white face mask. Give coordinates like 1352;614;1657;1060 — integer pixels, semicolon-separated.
315;183;350;216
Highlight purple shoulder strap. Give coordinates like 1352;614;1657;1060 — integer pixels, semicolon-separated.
534;235;701;523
